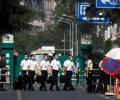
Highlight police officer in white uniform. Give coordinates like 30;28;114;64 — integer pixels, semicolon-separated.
49;55;62;91
20;55;29;90
39;54;50;91
86;58;93;93
86;59;93;71
28;54;39;91
63;55;75;91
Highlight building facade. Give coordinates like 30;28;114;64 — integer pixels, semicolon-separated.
20;0;56;30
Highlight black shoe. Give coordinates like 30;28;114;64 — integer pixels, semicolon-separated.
71;88;75;91
28;88;34;91
44;89;47;91
56;87;60;91
28;88;30;91
50;88;54;91
56;88;60;91
0;88;6;91
28;86;30;91
31;88;34;91
23;87;26;91
63;88;67;91
68;88;71;91
39;87;43;91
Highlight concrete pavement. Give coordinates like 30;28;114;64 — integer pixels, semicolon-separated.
0;85;117;100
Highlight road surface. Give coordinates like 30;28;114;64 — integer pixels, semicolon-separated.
0;85;117;100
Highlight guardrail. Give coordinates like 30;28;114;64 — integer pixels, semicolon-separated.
58;69;101;84
0;68;11;88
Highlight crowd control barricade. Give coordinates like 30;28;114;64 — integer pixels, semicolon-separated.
0;68;11;89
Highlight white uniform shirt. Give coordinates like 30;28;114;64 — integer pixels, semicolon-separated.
99;60;103;70
87;59;93;71
40;60;50;70
64;60;74;71
28;60;39;71
20;59;29;70
51;59;61;70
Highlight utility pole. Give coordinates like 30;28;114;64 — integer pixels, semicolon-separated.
64;32;66;56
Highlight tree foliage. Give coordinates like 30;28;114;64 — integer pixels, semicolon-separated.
14;24;70;54
0;0;35;35
54;0;76;20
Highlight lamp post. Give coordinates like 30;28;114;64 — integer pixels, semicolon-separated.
75;23;79;56
58;20;73;55
61;32;66;56
64;32;66;56
62;14;79;56
60;17;74;52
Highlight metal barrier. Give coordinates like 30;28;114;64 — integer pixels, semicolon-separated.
0;68;11;89
84;69;113;93
58;69;100;84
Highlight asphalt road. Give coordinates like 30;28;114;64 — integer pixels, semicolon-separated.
0;85;117;100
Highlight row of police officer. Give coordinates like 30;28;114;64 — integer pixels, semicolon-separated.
20;54;79;91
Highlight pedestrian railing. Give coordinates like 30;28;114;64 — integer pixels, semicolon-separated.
0;68;11;89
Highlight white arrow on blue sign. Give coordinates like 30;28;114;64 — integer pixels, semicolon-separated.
75;2;110;24
96;0;120;8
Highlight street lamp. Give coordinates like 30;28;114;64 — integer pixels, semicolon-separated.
58;20;73;56
61;15;75;50
62;14;75;19
75;23;79;56
62;33;66;56
62;14;79;56
60;17;74;56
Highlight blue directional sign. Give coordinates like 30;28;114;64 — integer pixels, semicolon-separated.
75;2;110;24
96;0;120;8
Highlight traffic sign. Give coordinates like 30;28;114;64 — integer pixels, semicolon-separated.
96;0;120;8
75;2;110;24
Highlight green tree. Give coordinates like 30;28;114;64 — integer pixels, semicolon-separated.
0;0;36;35
14;32;39;54
54;0;77;20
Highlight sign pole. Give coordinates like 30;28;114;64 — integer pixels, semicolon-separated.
105;38;114;96
16;90;21;100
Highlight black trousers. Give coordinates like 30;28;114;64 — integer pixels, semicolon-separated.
0;69;6;89
50;70;59;90
76;72;79;85
21;70;28;90
86;71;93;92
98;70;108;93
28;70;35;90
63;71;74;90
40;70;48;91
